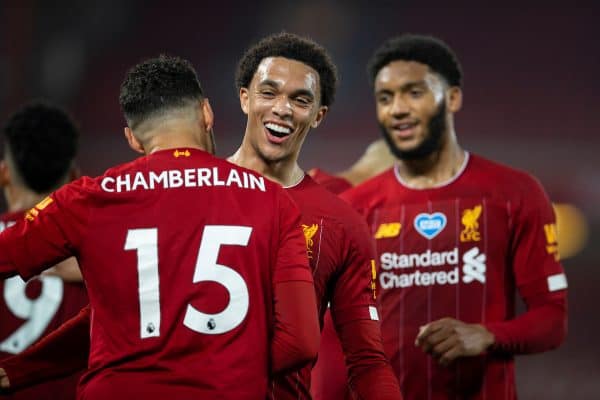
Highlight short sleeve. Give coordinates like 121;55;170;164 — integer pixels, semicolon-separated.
0;179;91;280
273;188;313;284
510;176;567;299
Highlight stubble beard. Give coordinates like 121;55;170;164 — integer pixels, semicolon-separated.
379;100;447;161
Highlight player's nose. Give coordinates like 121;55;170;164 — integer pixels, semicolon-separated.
272;96;293;119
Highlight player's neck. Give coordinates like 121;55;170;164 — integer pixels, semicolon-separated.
5;185;49;212
396;138;466;189
228;146;305;188
142;123;209;154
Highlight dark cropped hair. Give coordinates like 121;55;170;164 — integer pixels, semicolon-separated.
367;34;463;87
235;32;338;107
119;55;204;129
3;101;79;193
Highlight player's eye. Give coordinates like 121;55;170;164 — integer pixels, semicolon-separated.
260;90;276;98
409;89;425;98
377;94;391;104
294;97;311;107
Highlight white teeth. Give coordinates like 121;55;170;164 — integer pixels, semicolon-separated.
265;123;291;134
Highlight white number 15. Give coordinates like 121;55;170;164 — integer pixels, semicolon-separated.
125;225;252;338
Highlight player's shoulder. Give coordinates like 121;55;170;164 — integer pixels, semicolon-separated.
340;167;396;209
469;154;547;194
307;167;353;195
295;175;369;229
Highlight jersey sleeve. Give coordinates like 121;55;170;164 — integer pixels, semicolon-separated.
0;179;91;281
1;305;90;390
329;216;403;399
485;176;567;353
271;188;320;373
509;176;567;298
272;188;315;284
329;216;379;326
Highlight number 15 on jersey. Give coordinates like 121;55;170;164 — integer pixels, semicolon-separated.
125;225;252;338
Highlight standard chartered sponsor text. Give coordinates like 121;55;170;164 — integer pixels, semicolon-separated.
379;248;486;288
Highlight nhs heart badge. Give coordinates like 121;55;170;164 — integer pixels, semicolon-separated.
414;212;447;240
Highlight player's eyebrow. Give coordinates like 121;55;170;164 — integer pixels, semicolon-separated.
401;80;428;91
375;80;428;95
258;80;315;100
257;79;280;89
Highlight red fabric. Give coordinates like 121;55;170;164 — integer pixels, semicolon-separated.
270;176;401;400
485;291;567;354
272;281;320;373
308;168;353;195
0;211;88;400
0;148;314;399
2;305;90;390
334;153;568;400
311;310;349;400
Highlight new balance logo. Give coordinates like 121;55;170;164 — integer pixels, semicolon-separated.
374;222;401;239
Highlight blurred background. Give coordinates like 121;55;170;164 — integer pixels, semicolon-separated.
1;0;598;397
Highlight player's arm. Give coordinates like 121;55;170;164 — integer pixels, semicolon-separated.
271;190;320;374
416;178;567;363
331;221;402;399
0;181;90;281
0;305;91;391
484;178;567;354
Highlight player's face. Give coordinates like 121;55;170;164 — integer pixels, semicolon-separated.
240;57;327;163
374;60;449;160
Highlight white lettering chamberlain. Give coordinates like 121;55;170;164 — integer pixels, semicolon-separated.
101;167;266;193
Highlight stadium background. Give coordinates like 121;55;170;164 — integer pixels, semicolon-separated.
1;1;598;398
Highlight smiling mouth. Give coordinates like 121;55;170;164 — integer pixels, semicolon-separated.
265;122;292;138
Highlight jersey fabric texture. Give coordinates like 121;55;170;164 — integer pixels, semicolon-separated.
319;153;567;400
0;210;88;400
307;168;353;195
0;148;313;400
270;175;400;400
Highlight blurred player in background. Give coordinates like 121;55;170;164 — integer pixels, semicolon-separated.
315;34;568;400
0;55;320;399
0;102;88;400
227;32;400;400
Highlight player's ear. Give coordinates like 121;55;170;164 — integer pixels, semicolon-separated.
311;106;328;129
447;87;462;113
239;87;249;115
200;98;214;133
0;160;10;188
124;127;145;154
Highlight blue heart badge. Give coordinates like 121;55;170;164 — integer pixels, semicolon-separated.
413;212;447;239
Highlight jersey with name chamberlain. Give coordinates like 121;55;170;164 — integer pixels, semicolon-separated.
0;147;312;399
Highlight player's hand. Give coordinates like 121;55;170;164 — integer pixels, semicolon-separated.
0;368;10;390
415;318;494;366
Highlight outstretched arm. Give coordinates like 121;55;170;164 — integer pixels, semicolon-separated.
0;305;91;391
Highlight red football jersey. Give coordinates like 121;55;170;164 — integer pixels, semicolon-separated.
307;168;352;195
337;153;567;400
0;210;88;400
0;148;313;400
270;175;396;399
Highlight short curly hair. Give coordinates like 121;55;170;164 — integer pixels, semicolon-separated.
120;55;204;129
235;32;338;107
3;101;79;193
367;34;462;87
